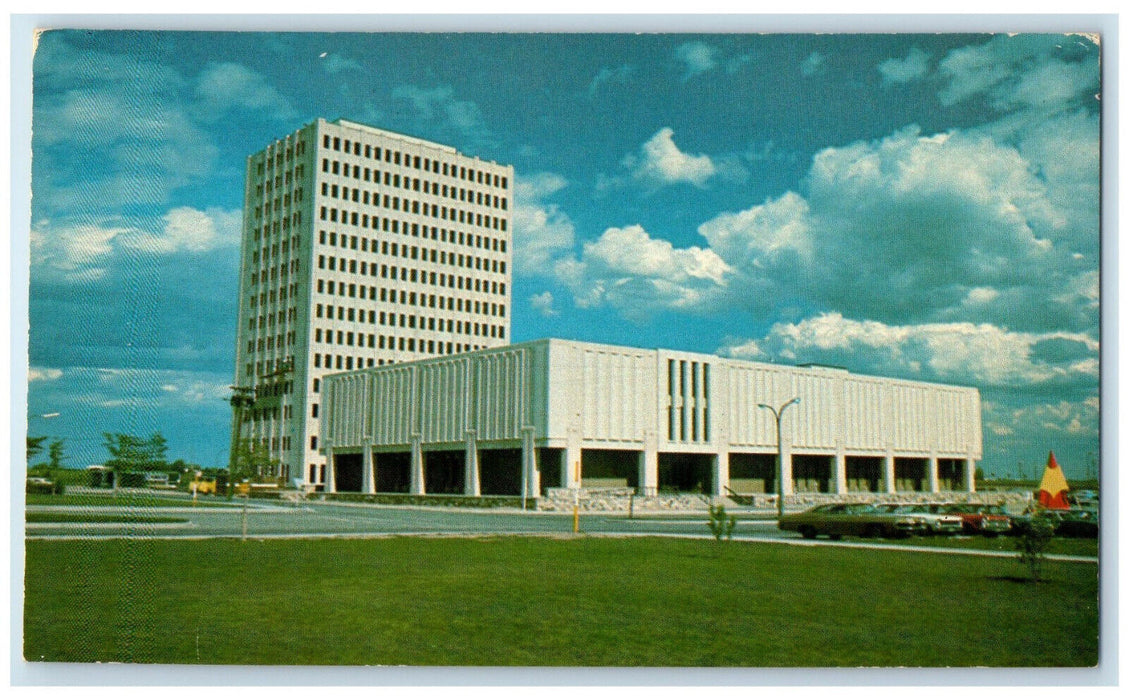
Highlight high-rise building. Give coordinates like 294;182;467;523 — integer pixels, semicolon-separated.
233;118;514;488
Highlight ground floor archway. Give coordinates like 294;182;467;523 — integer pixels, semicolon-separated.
581;449;639;489
728;453;775;494
480;448;523;495
792;454;832;493
375;451;411;493
333;452;363;492
895;458;927;492
846;456;882;493
424;450;465;494
658;453;713;494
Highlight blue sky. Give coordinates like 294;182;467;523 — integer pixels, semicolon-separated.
22;29;1102;480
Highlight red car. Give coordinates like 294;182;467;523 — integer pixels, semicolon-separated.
942;503;1012;536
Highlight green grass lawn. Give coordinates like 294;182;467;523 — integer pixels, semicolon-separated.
26;493;233;508
23;536;1098;667
26;513;188;524
893;534;1099;557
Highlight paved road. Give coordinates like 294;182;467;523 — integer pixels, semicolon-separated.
24;497;1098;563
26;497;777;539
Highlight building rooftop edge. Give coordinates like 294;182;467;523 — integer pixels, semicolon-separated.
328;117;459;155
321;337;980;393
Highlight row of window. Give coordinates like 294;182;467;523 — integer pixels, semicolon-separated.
247;330;296;354
319;203;506;233
244;406;291;424
247;356;296;380
255;137;308;175
248;258;300;288
310;341;492;372
319;227;506;254
247;313;296;337
253;212;303;243
318;171;508;211
253;188;305;221
314;280;506;316
321;132;508;189
312;316;506;347
251;233;302;265
254;165;305;197
249;283;300;310
244;312;508;356
316;252;506;283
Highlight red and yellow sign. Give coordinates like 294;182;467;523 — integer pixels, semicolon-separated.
1036;451;1071;510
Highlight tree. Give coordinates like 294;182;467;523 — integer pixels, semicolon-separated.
27;436;47;461
48;439;66;471
707;504;737;542
102;432;170;490
102;432;169;471
230;439;280;483
1015;516;1056;583
146;432;169;470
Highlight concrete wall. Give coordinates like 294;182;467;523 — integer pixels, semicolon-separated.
321;338;983;496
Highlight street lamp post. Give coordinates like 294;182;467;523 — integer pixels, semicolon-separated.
758;397;801;520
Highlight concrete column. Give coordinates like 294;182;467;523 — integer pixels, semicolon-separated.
834;447;848;495
883;450;896;494
521;427;539;500
564;429;581;488
927;454;940;494
713;451;729;498
409;434;425;495
965;457;977;493
639;430;658;496
780;445;795;496
361;447;375;494
464;430;480;496
325;446;337;493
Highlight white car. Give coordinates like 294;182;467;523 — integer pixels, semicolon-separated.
874;503;964;535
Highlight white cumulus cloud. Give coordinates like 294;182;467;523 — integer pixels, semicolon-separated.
512;172;576;274
624;128;717;188
675;41;718;81
194;62;295;121
29;367;64;382
529;291;559;317
554;225;732;319
122;207;242;255
719;312;1098;389
879;47;931;84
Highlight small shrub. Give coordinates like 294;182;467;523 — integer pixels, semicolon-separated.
1014;516;1055;582
707;504;737;541
26;480;64;496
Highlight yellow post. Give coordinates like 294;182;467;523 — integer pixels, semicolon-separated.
572;460;581;534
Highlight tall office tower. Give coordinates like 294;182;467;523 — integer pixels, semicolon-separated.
233;118;514;488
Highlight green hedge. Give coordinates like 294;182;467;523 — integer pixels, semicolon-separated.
26;480;65;496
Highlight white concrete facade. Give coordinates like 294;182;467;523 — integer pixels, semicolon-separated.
233;118;513;487
320;338;983;498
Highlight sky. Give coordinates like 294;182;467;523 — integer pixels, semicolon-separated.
20;27;1103;480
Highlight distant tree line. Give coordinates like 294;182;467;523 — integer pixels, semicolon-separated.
102;432;170;471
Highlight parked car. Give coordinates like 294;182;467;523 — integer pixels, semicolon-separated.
1011;509;1098;539
778;503;928;540
874;503;964;535
942;503;1012;536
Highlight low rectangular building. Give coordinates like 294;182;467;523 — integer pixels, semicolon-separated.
320;338;982;498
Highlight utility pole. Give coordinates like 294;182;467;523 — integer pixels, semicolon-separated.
228;386;256;486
